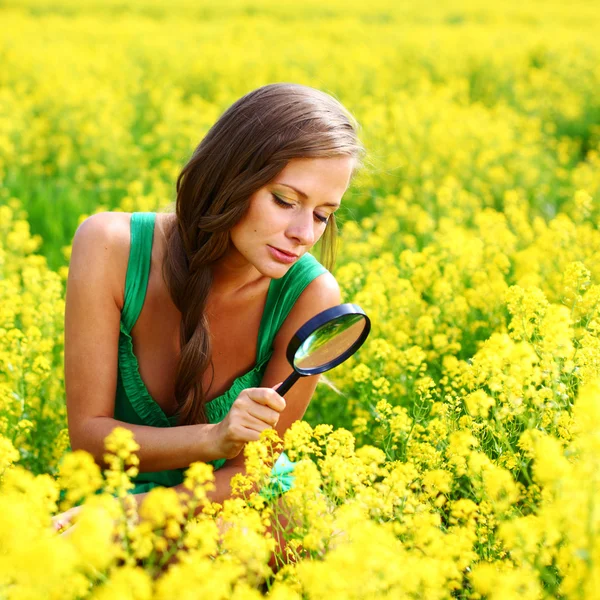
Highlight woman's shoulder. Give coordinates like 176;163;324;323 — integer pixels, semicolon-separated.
296;267;341;310
74;211;134;246
70;212;135;310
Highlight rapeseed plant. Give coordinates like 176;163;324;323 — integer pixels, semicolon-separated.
1;0;600;596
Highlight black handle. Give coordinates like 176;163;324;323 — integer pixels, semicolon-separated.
276;370;301;396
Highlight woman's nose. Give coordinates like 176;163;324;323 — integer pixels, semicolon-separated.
287;212;315;246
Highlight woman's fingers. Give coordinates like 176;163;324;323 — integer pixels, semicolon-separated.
246;403;280;427
245;388;286;412
55;512;79;537
237;420;268;438
59;522;77;538
52;505;85;533
52;518;65;532
228;389;284;428
52;511;72;532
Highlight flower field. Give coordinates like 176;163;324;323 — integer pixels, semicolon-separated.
1;0;600;597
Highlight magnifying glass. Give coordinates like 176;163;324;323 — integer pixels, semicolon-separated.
277;303;371;396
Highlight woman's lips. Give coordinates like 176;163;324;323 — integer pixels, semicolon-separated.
268;245;299;264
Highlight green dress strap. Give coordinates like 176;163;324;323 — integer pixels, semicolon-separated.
116;213;176;430
121;212;156;334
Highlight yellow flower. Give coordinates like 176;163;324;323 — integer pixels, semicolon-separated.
57;449;103;510
104;427;140;461
89;566;153;600
138;487;184;530
464;389;495;419
183;461;215;502
0;435;20;475
350;363;371;384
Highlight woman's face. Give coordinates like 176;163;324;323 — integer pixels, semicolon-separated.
228;156;355;278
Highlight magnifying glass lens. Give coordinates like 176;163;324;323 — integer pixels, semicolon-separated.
276;303;371;397
294;314;366;370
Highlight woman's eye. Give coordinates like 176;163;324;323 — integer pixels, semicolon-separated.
272;193;329;224
272;193;293;209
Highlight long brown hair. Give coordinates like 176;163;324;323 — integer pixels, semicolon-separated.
161;83;364;425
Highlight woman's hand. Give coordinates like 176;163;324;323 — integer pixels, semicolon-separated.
213;385;286;459
52;502;133;544
52;504;83;534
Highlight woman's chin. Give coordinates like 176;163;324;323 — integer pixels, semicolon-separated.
257;258;292;280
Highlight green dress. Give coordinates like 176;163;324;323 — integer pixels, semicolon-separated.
114;212;327;494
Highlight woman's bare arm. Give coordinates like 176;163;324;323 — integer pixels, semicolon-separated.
64;212;222;472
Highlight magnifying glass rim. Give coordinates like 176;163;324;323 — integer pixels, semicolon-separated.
286;303;371;376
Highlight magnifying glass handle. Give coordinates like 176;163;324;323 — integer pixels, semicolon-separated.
276;371;301;397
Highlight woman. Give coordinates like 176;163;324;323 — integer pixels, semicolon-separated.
56;82;364;558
